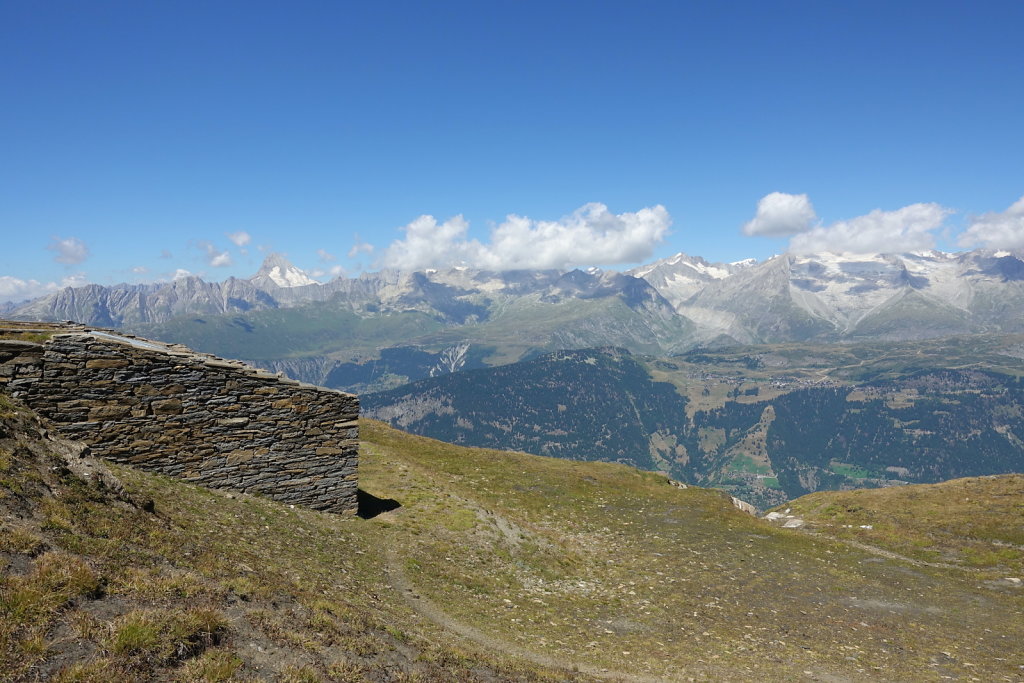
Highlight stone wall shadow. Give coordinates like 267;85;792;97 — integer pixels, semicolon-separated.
356;489;401;519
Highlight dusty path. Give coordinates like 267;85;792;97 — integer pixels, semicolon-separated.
383;549;666;682
799;529;981;571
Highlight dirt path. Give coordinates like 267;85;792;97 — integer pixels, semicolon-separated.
383;549;665;682
799;529;981;571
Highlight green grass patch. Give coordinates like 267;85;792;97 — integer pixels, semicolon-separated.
829;461;873;479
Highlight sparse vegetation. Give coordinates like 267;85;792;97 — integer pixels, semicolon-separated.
782;474;1024;575
0;330;53;344
1;395;1022;680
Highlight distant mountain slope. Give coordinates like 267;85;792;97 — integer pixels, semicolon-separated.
668;249;1024;343
626;251;753;308
365;343;1024;509
364;347;692;473
119;267;696;390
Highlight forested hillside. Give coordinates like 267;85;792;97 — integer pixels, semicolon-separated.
365;343;1024;509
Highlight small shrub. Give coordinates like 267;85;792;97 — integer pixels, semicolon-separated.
109;612;162;656
0;394;18;418
107;607;227;664
52;659;123;682
279;666;323;683
0;584;51;623
0;525;48;555
40;499;75;533
384;624;408;642
33;552;103;599
109;566;210;600
67;608;104;640
175;648;242;682
326;659;366;681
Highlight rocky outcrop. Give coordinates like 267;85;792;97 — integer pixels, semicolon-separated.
0;323;358;513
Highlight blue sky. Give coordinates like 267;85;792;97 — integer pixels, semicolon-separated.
2;0;1023;302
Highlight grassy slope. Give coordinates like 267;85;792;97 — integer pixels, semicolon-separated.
3;401;1023;681
0;400;563;682
780;474;1024;576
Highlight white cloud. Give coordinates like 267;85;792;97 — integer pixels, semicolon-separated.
788;203;952;255
197;241;233;267
958;196;1024;250
316;248;336;262
309;264;346;280
379;203;671;271
46;236;90;264
227;231;251;247
0;273;88;304
348;235;374;260
173;268;193;280
131;266;148;274
0;276;50;303
743;193;817;236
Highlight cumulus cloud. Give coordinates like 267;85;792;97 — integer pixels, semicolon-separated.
46;236;89;264
348;235;374;260
379;203;671;271
743;193;818;236
788;203;952;255
227;231;251;247
310;265;345;280
0;273;88;304
197;241;233;267
316;248;336;262
172;268;193;280
957;196;1024;250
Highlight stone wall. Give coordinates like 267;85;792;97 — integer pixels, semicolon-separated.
0;325;358;513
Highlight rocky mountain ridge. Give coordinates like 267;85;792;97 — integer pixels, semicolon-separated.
12;249;1024;350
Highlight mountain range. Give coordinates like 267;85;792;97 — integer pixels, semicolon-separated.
8;248;1024;391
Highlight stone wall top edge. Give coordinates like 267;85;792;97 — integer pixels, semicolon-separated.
16;325;357;400
0;339;45;349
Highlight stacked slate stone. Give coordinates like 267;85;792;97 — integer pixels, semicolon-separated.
0;327;359;514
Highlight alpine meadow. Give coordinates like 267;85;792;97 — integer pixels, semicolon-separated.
3;2;1024;681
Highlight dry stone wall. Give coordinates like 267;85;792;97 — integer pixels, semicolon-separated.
0;325;358;513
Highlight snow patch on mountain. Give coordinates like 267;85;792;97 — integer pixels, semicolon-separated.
250;254;318;289
266;265;317;288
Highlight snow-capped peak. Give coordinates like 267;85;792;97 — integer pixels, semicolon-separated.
251;254;318;288
267;266;317;287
